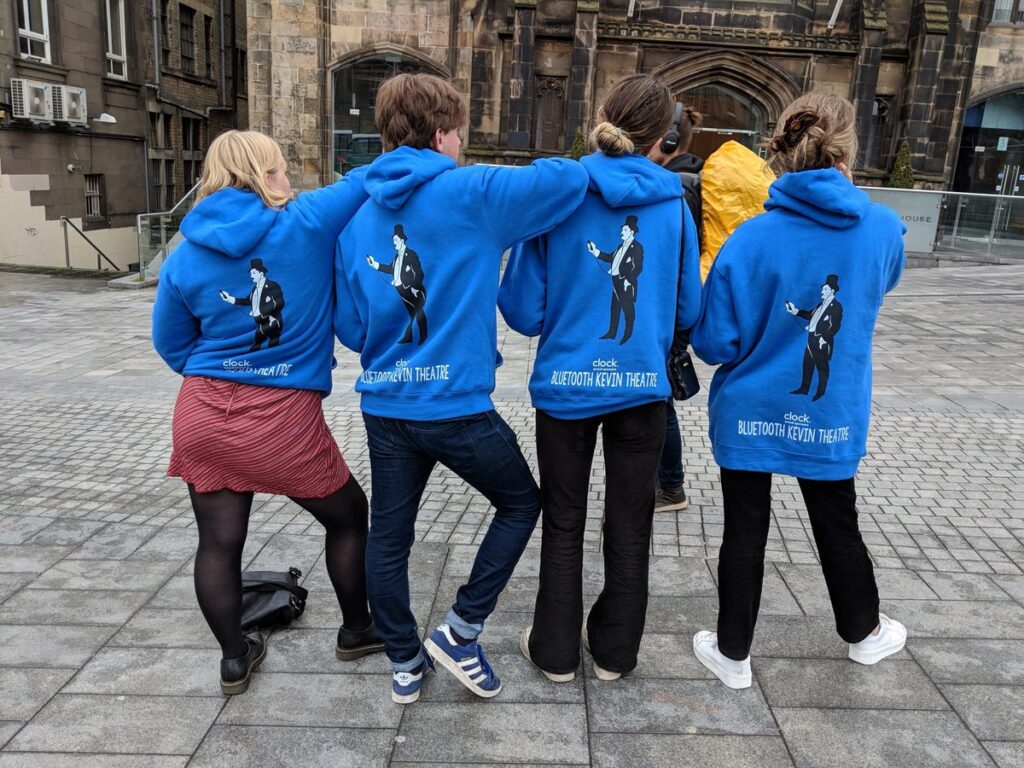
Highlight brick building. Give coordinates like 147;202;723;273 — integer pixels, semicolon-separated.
250;0;1024;194
0;0;248;270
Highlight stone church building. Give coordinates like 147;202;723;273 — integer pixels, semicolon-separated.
248;1;1021;192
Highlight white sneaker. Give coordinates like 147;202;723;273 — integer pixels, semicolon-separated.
581;626;621;681
848;613;907;665
519;626;575;683
693;630;752;689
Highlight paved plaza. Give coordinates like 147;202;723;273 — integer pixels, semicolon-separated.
0;265;1022;767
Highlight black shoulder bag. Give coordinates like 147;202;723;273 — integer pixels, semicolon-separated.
668;196;701;401
240;567;308;631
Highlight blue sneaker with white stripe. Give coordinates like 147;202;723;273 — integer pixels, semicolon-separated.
391;655;434;704
424;623;502;698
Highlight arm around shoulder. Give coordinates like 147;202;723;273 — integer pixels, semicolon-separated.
334;238;367;353
690;263;741;367
498;238;547;337
676;201;703;332
292;165;370;237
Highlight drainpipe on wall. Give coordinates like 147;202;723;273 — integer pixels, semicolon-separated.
448;0;459;78
151;0;161;88
218;0;227;107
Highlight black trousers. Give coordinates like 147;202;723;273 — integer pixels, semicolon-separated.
605;277;637;343
717;468;880;660
529;401;665;675
798;337;831;396
397;286;427;344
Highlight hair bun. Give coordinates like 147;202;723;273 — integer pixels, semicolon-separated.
590;120;636;157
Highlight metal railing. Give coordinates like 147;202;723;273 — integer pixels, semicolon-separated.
60;217;121;271
136;182;200;280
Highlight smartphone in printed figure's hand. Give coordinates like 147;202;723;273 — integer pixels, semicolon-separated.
587;240;599;257
785;301;797;315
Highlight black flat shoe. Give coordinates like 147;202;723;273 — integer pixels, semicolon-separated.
220;631;266;695
336;620;386;661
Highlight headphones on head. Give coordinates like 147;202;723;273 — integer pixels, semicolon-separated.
660;102;685;155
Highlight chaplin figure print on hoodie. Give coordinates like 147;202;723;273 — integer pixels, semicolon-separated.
366;224;427;345
587;214;644;344
219;258;286;351
785;274;843;401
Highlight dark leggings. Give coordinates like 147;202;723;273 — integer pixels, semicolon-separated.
190;477;371;658
716;468;880;660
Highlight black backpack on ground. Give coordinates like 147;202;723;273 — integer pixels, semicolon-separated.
240;567;308;631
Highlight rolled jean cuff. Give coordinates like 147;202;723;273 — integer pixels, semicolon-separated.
445;607;483;641
390;646;427;673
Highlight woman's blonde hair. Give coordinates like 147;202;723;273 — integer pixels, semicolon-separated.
589;74;674;157
196;130;291;208
765;92;858;176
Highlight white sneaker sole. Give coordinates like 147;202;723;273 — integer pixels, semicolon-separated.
391;687;420;705
581;627;622;681
693;633;752;689
849;622;908;665
424;638;502;698
520;627;575;683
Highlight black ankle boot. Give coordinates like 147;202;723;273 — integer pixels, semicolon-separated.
220;631;266;695
336;619;386;661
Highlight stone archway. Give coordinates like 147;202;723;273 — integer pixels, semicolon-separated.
328;45;450;178
652;49;802;129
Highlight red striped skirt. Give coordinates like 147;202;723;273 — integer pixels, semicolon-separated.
168;376;349;498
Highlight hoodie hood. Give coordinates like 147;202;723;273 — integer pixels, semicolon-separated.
363;146;457;210
764;168;870;230
665;152;704;174
580;151;682;209
181;187;280;257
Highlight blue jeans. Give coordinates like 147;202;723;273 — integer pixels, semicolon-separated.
659;400;685;489
363;410;541;672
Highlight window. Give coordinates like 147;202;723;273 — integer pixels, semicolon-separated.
533;77;567;152
152;159;176;209
17;0;51;62
181;116;201;151
863;97;893;170
237;50;247;95
149;112;173;148
204;16;214;79
85;175;105;221
105;0;128;79
180;4;196;75
993;0;1024;22
160;0;171;68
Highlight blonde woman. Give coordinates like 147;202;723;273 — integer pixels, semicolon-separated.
152;130;381;694
690;94;907;689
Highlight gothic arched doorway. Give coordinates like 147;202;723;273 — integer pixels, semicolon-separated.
330;48;448;178
679;83;768;158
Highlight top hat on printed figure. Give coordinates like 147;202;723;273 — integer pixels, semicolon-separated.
393;224;407;241
824;274;839;293
250;258;268;274
624;215;640;234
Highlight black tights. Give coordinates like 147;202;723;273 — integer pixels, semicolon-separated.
189;478;372;658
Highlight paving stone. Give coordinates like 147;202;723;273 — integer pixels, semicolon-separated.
0;624;114;667
7;693;223;754
778;564;935;615
128;527;198;560
756;658;947;709
633;632;715;679
590;733;794;768
886;599;1024;639
296;589;433;632
65;523;160;560
984;742;1024;768
0;545;69;574
145;575;196;609
993;575;1024;605
27;519;107;546
0;588;150;626
190;725;395;768
29;559;179;591
774;708;995;768
0;667;75;720
587;678;777;735
394;703;589;764
940;684;1024;741
109;608;218;648
0;516;56;545
65;647;223;696
218;672;400;728
925;572;1013;601
642;596;720;633
647;556;718;596
423;652;584;703
0;757;187;768
911;639;1024;684
0;573;32;603
259;627;390;675
0;722;22;749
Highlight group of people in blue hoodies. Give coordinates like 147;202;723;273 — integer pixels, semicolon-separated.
153;70;907;703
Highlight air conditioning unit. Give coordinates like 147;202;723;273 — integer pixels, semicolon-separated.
10;78;54;122
53;85;88;125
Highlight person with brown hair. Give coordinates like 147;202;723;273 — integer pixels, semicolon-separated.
334;73;590;704
689;93;907;689
152;130;383;695
499;74;701;683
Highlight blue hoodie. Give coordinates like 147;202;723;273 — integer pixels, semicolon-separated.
152;168;368;394
690;168;905;480
334;147;589;420
498;152;701;419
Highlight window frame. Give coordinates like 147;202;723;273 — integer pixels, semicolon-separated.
179;4;196;75
16;0;51;63
104;0;128;80
84;174;106;223
992;0;1024;23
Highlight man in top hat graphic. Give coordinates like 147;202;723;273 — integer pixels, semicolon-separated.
785;274;843;401
587;214;644;344
219;258;286;351
367;224;428;344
